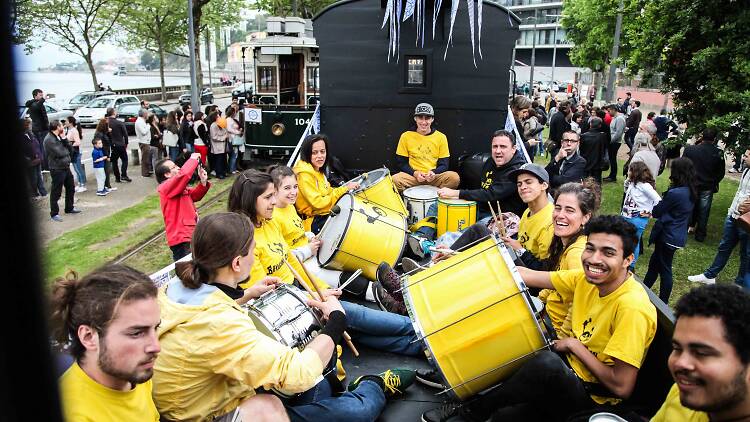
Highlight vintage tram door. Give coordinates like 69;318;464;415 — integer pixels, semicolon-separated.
279;53;303;105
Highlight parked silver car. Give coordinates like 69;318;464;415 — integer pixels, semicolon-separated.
18;104;74;126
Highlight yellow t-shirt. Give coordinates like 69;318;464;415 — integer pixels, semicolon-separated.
517;202;554;259
60;361;160;422
550;269;657;405
275;204;308;250
540;235;587;338
396;130;450;172
651;384;709;422
244;218;325;291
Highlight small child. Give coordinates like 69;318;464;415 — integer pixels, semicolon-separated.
621;161;661;270
92;139;109;196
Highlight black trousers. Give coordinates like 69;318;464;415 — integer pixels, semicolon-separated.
110;144;129;180
49;169;75;217
607;143;621;180
450;223;492;250
169;242;191;262
464;351;597;422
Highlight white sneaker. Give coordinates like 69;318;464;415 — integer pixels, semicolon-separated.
108;186;118;191
79;186;87;192
688;274;716;284
75;186;83;193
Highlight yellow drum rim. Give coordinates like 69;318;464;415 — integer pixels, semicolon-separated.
437;198;477;207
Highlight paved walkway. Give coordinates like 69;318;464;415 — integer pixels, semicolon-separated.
36;95;233;245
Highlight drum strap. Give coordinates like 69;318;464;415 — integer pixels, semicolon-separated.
409;216;437;232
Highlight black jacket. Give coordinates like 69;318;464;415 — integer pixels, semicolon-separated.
459;152;526;216
25;98;49;133
545;152;587;188
579;131;606;174
180;120;195;147
683;143;726;193
548;111;570;152
108;117;129;147
43;133;72;170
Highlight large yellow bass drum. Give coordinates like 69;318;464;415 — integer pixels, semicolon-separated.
402;236;554;400
317;193;407;280
349;168;408;216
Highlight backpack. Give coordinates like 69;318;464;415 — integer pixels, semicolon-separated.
536;107;547;126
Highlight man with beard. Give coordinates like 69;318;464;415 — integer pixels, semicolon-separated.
421;215;657;421
652;284;750;422
51;265;162;421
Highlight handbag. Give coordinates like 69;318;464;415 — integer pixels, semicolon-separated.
737;212;750;233
162;130;179;147
231;134;245;146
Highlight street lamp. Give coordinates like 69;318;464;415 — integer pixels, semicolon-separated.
546;14;564;92
241;46;248;100
529;9;538;95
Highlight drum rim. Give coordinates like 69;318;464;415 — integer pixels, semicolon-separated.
437;198;476;206
349;168;389;193
403;185;439;200
244;284;319;345
317;194;355;266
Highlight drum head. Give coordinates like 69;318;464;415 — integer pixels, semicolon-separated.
317;194;354;265
351;168;388;191
403;185;439;200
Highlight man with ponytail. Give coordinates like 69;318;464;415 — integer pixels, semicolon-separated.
50;265;161;421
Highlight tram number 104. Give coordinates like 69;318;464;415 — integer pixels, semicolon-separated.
294;118;311;126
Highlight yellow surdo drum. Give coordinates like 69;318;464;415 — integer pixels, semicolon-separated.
402;236;553;400
436;198;477;237
348;168;408;216
317;193;407;280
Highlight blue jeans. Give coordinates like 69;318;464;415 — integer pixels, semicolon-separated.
704;215;750;289
285;378;385;422
71;151;86;185
644;240;678;303
228;146;239;173
341;301;422;356
168;146;180;162
624;216;649;270
691;191;714;241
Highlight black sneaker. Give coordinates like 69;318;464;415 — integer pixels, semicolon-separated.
348;369;416;398
416;368;446;389
421;402;463;422
376;262;402;294
401;257;428;274
372;282;406;315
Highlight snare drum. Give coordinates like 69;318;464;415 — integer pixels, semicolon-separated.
349;168;408;216
403;185;439;226
436;198;477;237
402;236;553;399
317;193;407;280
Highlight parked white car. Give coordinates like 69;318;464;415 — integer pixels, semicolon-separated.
74;94;140;127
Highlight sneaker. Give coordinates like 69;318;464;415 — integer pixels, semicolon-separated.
408;235;427;259
421;402;463;422
416;368;446;389
688;274;716;285
402;257;428;274
96;190;109;196
66;208;82;214
107;186;118;191
50;215;63;222
122;177;133;182
74;186;84;193
376;262;402;294
78;186;87;192
729;168;739;173
348;369;416;398
372;282;407;315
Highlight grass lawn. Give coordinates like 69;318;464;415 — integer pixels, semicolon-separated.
533;151;740;308
42;176;236;287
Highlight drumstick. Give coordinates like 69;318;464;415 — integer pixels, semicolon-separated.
283;257;360;357
337;269;363;292
495;201;507;238
487;202;502;237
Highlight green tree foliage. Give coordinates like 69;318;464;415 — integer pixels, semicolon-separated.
254;0;335;19
628;0;750;149
561;0;639;72
23;0;128;89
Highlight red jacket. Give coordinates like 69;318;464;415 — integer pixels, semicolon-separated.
157;158;210;246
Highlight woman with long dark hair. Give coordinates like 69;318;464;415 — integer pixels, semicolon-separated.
225;106;243;174
644;157;696;303
64;116;86;192
621;161;661;270
292;134;359;233
147;113;162;178
192;111;209;165
93;117;115;192
208;111;228;179
163;110;181;161
153;212;412;421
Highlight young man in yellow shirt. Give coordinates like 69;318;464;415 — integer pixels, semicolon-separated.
652;284;750;422
392;103;460;191
51;264;288;422
421;215;657;421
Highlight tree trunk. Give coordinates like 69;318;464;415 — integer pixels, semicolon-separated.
157;20;167;102
85;52;98;90
192;4;204;93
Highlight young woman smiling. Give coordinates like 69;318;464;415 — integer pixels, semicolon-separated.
293;134;359;233
269;165;379;304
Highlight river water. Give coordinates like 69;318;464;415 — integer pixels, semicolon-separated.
15;71;212;106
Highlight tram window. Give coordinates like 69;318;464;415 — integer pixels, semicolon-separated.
307;67;320;92
406;56;426;87
257;66;277;91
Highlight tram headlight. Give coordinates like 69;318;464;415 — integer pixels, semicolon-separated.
271;123;285;136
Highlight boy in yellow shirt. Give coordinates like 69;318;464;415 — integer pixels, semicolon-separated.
422;215;657;421
392;103;460;191
652;284;750;422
